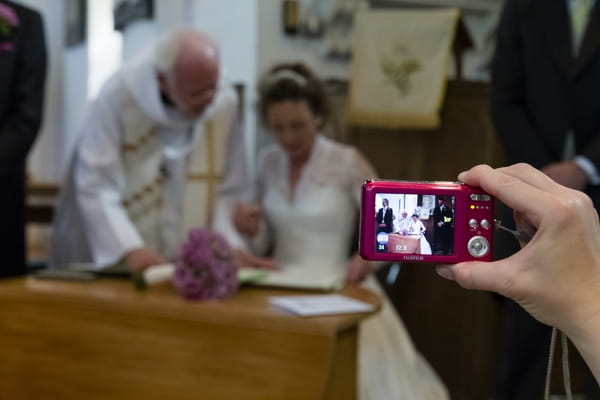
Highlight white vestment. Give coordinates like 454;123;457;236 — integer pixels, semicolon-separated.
50;53;248;269
226;135;449;400
395;216;411;234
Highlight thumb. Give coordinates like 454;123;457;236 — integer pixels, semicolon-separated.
436;261;508;293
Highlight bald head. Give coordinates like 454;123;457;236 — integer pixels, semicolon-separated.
156;29;221;118
155;29;219;78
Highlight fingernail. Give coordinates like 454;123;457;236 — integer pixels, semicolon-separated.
457;171;467;182
436;266;454;280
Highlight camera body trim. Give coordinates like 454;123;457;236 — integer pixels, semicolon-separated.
360;180;494;263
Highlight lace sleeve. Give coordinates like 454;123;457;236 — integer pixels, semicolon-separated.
347;148;378;206
304;140;378;206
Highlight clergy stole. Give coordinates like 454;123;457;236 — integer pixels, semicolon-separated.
121;95;232;255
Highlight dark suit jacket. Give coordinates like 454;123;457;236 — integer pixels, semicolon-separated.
433;205;452;229
0;1;47;277
492;0;600;206
491;3;600;398
376;207;394;233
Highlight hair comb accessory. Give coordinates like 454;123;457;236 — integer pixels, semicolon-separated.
265;69;307;87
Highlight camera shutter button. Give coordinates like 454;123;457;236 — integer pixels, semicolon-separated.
468;236;489;258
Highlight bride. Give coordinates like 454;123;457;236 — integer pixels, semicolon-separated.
217;62;448;400
407;214;433;255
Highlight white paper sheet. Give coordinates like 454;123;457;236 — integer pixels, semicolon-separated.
269;294;375;316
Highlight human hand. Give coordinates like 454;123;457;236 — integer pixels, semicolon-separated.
124;248;164;272
234;249;279;270
542;161;588;191
346;254;373;285
436;163;600;338
233;202;262;237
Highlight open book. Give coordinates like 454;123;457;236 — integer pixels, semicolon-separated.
238;267;345;291
64;262;344;291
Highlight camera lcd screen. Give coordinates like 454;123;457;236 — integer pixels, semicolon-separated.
374;193;455;256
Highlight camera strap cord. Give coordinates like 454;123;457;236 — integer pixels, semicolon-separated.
493;221;572;399
544;327;573;400
494;219;533;244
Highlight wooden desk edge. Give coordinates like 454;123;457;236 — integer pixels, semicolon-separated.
0;277;381;337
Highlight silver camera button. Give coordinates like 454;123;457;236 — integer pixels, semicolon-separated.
467;236;489;258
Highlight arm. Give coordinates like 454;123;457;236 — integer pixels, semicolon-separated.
580;139;600;181
232;201;277;270
74;80;147;268
491;0;552;168
385;209;394;229
554;119;600;188
0;10;46;172
437;163;600;383
212;109;276;268
346;148;380;284
211;87;254;250
541;160;588;190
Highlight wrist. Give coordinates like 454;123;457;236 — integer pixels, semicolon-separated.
564;307;600;382
562;299;600;341
558;282;600;345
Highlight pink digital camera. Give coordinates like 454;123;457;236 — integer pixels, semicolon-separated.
360;180;494;263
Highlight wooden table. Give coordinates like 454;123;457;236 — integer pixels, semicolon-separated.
0;277;379;400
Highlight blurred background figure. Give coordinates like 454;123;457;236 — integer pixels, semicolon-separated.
432;197;453;255
376;197;394;233
394;210;410;234
408;213;432;255
0;0;47;278
491;0;600;398
50;29;248;272
438;162;600;390
222;62;449;400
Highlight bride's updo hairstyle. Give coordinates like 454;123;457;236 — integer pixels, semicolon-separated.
258;62;330;129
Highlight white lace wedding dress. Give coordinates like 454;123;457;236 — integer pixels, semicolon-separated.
248;135;449;400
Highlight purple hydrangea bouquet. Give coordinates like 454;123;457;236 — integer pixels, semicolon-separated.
172;228;239;300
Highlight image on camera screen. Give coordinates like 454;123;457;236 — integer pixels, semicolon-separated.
374;193;455;256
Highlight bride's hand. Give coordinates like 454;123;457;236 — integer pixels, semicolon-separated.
233;202;262;237
234;249;279;270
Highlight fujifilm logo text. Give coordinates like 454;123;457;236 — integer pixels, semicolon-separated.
402;255;424;261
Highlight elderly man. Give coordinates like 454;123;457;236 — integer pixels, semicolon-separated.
395;210;410;234
50;29;248;272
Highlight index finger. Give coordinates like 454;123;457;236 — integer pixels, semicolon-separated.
458;164;555;228
496;163;575;197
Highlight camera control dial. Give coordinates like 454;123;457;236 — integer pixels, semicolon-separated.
467;236;489;258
